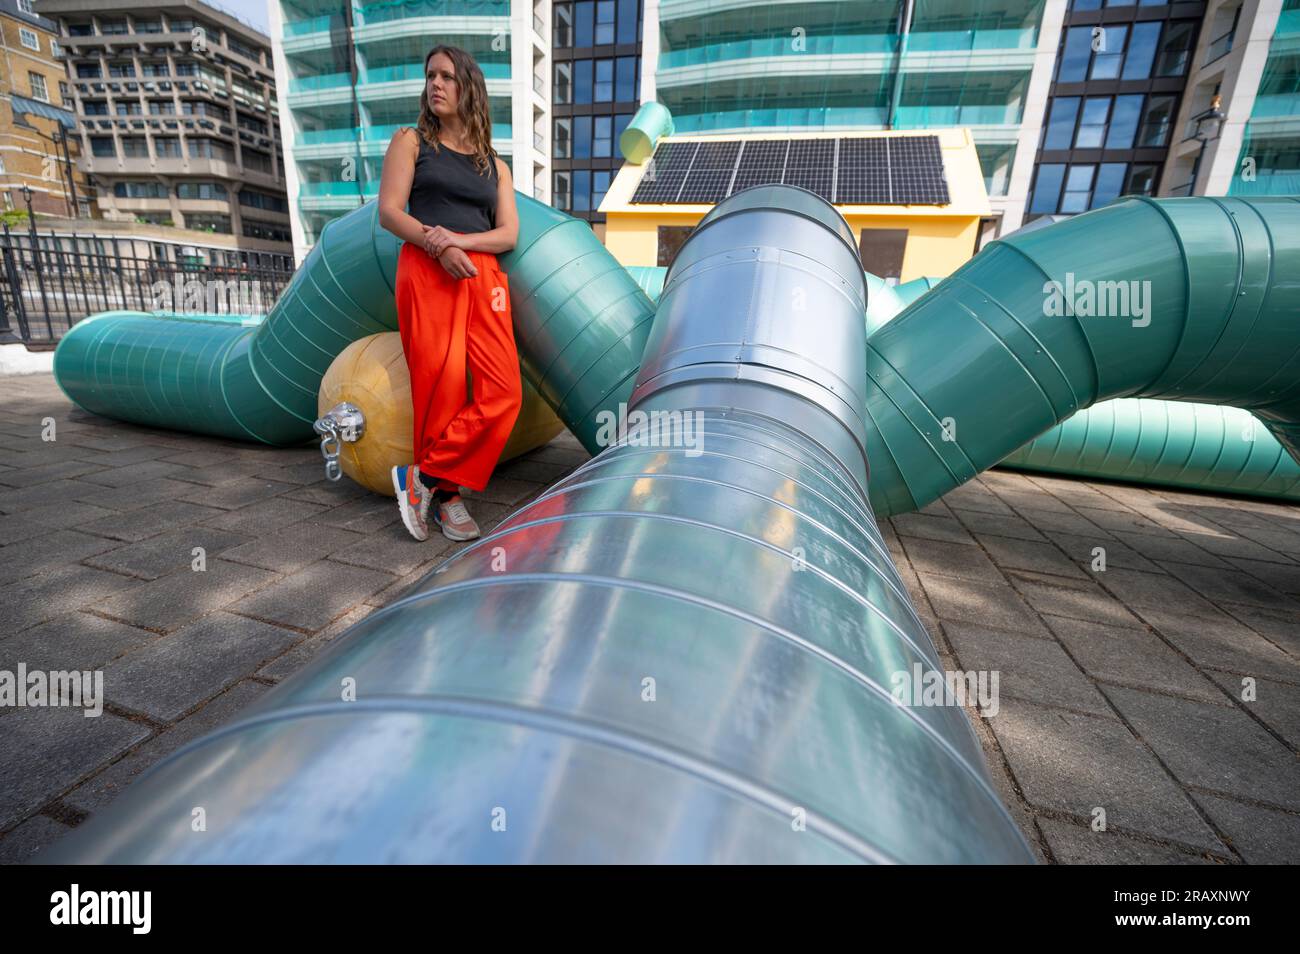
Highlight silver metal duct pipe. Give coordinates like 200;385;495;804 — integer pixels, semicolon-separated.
47;186;1033;864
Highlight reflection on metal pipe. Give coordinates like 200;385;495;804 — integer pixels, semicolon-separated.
46;185;1034;864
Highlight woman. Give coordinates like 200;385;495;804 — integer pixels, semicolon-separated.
378;44;522;542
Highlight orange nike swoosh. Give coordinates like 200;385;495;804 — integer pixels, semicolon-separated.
407;470;421;506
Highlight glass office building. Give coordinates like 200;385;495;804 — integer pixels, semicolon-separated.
271;0;549;259
550;0;642;226
1025;0;1202;220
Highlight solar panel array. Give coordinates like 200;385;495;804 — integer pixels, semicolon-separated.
630;135;949;206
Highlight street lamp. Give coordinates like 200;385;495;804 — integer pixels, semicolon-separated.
1190;95;1226;195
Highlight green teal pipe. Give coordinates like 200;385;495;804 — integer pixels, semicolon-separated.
619;101;674;164
894;275;940;306
53;197;654;450
863;196;1300;516
1000;399;1300;499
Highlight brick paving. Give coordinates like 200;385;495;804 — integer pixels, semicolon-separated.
1;370;1298;864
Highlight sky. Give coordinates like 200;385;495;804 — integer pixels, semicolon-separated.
207;0;271;36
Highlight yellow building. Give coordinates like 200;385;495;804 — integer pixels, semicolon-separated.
0;0;90;218
600;127;991;283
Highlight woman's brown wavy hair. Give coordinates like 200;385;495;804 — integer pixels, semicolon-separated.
415;44;497;177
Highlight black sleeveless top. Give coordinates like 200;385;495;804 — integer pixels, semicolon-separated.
406;130;499;234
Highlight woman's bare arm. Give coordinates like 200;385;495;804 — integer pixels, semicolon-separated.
427;157;520;255
377;128;432;247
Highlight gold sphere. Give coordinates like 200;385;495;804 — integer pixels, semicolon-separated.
317;332;565;496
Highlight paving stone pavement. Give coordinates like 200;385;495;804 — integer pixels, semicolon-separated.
2;371;1299;864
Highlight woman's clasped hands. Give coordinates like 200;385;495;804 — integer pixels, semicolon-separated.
423;225;478;279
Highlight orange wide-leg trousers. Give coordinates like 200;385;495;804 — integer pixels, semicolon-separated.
395;241;523;493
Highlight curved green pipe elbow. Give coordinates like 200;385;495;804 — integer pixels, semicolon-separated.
863;196;1300;515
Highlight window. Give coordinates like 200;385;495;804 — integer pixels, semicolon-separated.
617;0;639;45
858;229;909;281
657;225;694;266
554;62;572;104
1155;22;1196;77
575;1;594;46
68;23;93;36
1137;95;1176;147
149;101;176;115
1075;97;1111;148
243;220;291;242
0;155;6;174
20;28;40;52
176;181;227;199
90;137;116;158
174;62;198;76
239;189;286;212
1090;26;1127;80
1122;22;1162;80
189;138;233;161
615;56;637;102
77;64;102;78
593;170;611;210
573;115;592;158
595;0;615;44
1126;164;1159;195
83;100;109;115
1030;164;1065;214
116;102;142;115
154;137;182;157
134;19;163;34
574;59;593;103
114;181;168;198
1060;165;1095;213
594;59;613;101
554;3;573;47
1043;97;1079;150
593;115;612;157
108;62;136;77
17;0;35;13
186;213;232;234
572;169;591;211
120;137;149;157
1105;95;1143;149
51;40;63;58
1091;163;1127;209
554;117;572;158
28;72;48;102
1057;28;1093;83
100;20;128;35
554;170;571;211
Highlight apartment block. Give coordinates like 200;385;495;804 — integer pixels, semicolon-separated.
36;0;291;246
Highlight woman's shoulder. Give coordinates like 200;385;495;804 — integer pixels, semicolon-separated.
391;126;423;153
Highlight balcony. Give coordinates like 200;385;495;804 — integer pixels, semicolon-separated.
657;28;1036;70
284;15;344;37
352;0;509;28
1205;29;1234;66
